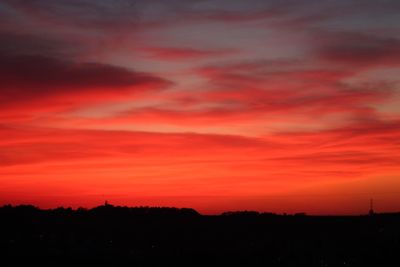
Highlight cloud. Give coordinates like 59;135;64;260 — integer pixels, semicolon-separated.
1;118;399;186
75;105;261;127
75;57;397;129
0;53;168;92
0;125;273;167
0;32;171;121
140;46;239;61
273;118;400;149
1;0;139;31
0;32;77;58
193;60;395;117
0;0;347;37
315;31;400;67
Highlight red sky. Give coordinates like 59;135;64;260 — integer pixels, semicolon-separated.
1;0;400;214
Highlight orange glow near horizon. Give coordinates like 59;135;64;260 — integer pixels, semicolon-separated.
1;1;400;214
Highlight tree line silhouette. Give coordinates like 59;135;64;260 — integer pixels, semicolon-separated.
1;204;399;266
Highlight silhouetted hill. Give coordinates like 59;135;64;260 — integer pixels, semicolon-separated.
1;204;400;267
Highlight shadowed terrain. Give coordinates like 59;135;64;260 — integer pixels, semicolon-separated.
1;204;399;267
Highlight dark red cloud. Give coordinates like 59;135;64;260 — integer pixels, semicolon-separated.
0;16;172;123
0;54;168;91
315;31;400;67
0;31;170;107
0;51;171;120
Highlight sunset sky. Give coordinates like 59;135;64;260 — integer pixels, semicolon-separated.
1;0;400;214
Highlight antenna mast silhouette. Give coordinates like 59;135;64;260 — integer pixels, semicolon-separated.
369;198;374;216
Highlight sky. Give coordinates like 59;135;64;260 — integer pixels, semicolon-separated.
1;0;400;214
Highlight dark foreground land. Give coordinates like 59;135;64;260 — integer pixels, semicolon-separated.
1;205;400;267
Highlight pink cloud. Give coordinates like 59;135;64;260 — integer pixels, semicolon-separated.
140;46;239;61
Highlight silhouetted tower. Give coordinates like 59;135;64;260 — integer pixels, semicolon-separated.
369;198;374;216
105;200;110;206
